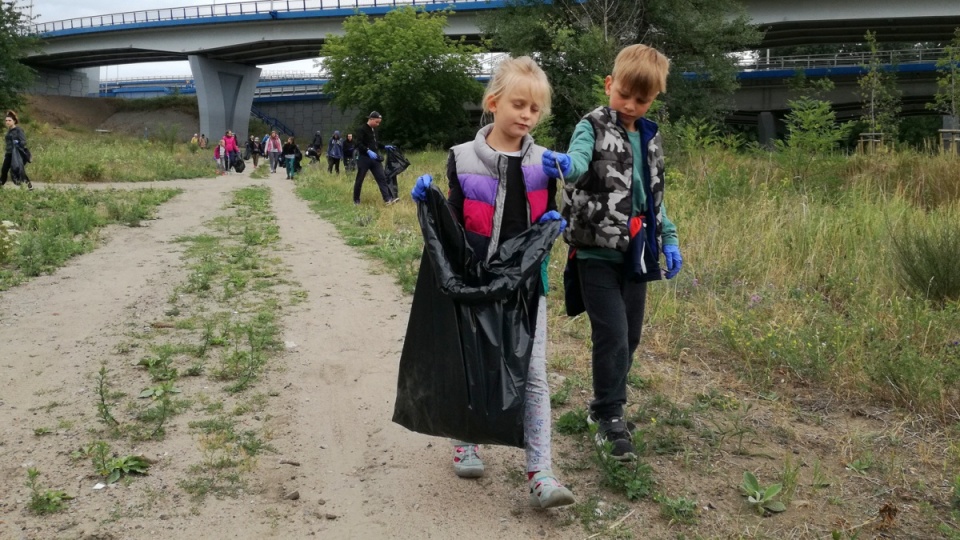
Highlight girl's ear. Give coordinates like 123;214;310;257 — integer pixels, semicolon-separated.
486;94;498;114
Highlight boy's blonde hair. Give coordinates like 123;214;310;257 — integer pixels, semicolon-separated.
482;56;552;118
611;44;670;98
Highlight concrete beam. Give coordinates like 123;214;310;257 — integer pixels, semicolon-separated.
188;55;260;144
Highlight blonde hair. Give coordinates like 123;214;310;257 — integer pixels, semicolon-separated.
482;56;552;118
611;44;670;98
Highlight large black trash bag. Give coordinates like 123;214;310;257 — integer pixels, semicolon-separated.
392;186;561;448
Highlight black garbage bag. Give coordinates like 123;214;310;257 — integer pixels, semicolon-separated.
385;146;410;179
392;186;561;448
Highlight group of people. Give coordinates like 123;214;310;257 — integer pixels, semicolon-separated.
405;45;683;509
190;133;209;149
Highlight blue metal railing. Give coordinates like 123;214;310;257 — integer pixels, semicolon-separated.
30;0;493;35
251;106;295;136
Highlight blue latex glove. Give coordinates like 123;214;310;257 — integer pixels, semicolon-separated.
366;149;379;160
411;174;432;202
663;244;683;279
542;150;572;179
385;145;396;151
538;209;567;234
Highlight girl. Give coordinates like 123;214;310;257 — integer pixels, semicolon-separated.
326;130;344;174
2;111;32;189
245;135;262;168
213;138;228;175
264;131;282;173
282;136;300;179
410;56;573;509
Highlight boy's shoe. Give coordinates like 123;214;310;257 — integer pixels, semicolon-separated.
528;470;575;509
594;417;637;462
587;411;637;433
453;444;485;478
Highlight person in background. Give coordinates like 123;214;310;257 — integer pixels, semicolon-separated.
543;44;683;462
264;131;283;174
410;56;573;509
213;137;228;176
224;130;240;169
199;134;208;149
1;110;32;190
190;133;199;146
246;135;262;168
311;130;324;151
326;130;344;174
343;133;357;173
282;136;300;180
353;112;396;205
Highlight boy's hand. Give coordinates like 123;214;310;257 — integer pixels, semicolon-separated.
411;174;432;202
366;149;379;160
663;244;683;279
542;150;572;179
538;210;567;234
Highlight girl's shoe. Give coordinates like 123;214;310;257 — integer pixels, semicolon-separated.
453;444;484;478
529;470;575;509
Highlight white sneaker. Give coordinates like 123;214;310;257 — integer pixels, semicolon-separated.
453;444;484;478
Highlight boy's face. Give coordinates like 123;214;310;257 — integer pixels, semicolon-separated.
605;76;657;129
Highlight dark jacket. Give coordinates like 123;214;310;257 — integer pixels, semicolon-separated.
311;132;323;148
343;138;356;158
245;139;261;156
4;126;26;156
282;142;299;156
355;123;384;159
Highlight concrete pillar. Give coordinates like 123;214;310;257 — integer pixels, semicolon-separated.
188;55;261;143
758;111;777;149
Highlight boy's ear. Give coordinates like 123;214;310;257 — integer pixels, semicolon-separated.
604;75;614;97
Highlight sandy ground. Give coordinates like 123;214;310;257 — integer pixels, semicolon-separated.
0;171;582;539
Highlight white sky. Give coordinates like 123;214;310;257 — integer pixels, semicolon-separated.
26;0;321;79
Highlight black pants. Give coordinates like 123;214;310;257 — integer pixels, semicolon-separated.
327;157;341;174
353;154;391;203
0;153;30;187
578;258;647;420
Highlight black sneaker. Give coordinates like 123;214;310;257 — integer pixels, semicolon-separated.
587;411;637;433
594;417;637;462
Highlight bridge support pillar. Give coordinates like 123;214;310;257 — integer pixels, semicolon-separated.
188;55;261;143
758;111;777;149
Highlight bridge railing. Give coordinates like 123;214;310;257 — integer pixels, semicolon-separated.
742;48;948;71
31;0;474;34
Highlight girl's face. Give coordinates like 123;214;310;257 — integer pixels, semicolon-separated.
487;85;542;144
4;117;14;128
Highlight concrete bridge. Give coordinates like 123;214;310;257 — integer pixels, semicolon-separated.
21;0;960;140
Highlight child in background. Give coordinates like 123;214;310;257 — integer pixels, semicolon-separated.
282;136;299;179
410;56;573;509
343;133;356;173
542;44;683;462
326;130;344;174
213;137;228;175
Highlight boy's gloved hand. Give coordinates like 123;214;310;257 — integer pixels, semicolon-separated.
411;174;432;202
542;150;572;179
366;149;379;160
663;244;683;279
385;145;396;151
538;210;567;233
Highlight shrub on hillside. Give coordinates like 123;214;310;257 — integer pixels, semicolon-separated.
891;213;960;305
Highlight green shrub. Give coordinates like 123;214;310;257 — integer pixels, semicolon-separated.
891;212;960;305
80;162;105;182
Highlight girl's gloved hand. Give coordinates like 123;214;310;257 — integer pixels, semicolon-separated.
663;244;683;279
411;174;432;202
538;210;567;233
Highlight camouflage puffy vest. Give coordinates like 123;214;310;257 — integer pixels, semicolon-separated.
561;107;664;252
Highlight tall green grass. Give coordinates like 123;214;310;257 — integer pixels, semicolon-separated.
294;143;960;418
0;187;181;289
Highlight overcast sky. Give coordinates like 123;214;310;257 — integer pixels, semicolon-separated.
28;0;319;79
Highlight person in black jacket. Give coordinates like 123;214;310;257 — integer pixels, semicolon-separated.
352;112;396;205
343;133;357;172
311;130;323;150
1;110;32;190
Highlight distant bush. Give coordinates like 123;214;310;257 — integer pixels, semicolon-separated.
891;212;960;305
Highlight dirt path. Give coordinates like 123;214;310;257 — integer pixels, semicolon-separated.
0;172;580;539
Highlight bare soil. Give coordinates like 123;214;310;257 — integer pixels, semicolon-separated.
24;95;199;140
2;96;958;540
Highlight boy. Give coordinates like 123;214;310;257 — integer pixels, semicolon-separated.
542;44;683;461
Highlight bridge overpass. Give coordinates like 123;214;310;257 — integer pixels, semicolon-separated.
21;0;960;140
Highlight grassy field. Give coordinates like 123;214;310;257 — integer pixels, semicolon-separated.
294;140;960;538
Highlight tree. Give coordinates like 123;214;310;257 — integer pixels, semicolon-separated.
479;0;762;142
320;7;484;149
858;31;902;140
777;79;851;180
0;1;39;109
928;28;960;124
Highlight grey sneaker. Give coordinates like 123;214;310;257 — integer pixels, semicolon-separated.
529;470;575;508
587;411;637;433
594;417;637;462
453;444;484;478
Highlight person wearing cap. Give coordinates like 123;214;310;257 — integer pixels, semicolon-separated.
353;111;397;205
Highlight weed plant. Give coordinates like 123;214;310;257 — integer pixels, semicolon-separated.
25;468;72;515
